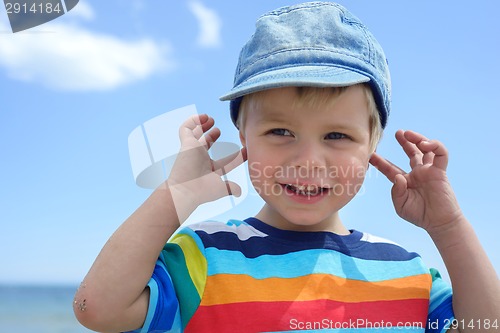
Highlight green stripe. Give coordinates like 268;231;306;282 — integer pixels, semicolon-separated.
429;267;441;281
162;243;201;329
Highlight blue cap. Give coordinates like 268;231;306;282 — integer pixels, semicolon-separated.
220;1;391;128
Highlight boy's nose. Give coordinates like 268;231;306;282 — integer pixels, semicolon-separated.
290;140;327;172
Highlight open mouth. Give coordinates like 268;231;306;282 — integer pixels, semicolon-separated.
282;183;331;197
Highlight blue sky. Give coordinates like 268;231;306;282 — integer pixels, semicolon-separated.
0;1;498;285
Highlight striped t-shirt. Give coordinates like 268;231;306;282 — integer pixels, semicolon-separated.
129;218;454;333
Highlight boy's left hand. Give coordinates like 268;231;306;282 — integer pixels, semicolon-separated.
369;130;463;234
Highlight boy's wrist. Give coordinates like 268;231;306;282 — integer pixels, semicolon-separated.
426;214;470;251
159;180;200;224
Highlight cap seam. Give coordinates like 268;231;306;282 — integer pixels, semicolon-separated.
238;47;377;84
357;22;374;67
258;2;344;21
238;64;372;87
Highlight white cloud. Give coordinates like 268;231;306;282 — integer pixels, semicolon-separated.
0;2;174;91
188;1;222;48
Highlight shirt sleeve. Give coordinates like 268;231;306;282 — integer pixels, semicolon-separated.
426;268;454;333
124;227;208;333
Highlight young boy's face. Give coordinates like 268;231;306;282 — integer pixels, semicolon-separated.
239;85;373;232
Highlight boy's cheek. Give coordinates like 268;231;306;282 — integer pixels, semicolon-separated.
326;160;368;179
329;162;369;193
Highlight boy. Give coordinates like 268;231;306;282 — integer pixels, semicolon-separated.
74;2;499;333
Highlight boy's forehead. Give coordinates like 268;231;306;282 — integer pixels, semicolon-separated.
247;87;302;118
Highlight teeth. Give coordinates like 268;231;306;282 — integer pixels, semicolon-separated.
286;184;324;196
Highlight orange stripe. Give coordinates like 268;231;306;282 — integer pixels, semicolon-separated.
201;273;431;305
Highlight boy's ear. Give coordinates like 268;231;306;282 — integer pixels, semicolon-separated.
239;131;246;147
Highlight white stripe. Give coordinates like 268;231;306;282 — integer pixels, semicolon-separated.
360;232;401;246
191;220;268;241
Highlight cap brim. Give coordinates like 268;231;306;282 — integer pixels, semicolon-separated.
220;65;370;101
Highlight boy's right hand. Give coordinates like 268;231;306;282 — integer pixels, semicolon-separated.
165;114;247;222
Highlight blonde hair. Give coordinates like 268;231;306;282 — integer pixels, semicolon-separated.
237;84;382;153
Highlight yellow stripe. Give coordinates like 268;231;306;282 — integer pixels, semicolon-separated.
170;234;207;298
201;273;431;305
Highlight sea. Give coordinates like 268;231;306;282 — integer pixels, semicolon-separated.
0;285;93;333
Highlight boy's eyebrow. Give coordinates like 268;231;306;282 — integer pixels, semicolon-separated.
323;122;365;132
255;111;292;125
254;105;368;132
257;115;366;134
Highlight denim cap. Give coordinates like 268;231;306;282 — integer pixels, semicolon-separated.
220;1;391;128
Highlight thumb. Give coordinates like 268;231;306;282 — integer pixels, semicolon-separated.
391;174;408;200
224;181;243;198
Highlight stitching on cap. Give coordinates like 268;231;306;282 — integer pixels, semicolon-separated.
238;63;374;88
245;47;371;68
258;2;344;20
239;47;375;84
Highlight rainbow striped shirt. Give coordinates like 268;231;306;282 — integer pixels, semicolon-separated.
130;218;454;333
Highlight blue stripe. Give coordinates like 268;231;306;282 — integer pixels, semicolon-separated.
428;268;453;313
427;295;454;333
428;280;453;314
205;247;427;281
149;263;180;331
194;219;419;261
138;278;158;333
426;268;455;333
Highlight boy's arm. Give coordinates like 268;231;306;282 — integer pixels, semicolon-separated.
73;114;246;333
370;130;499;333
430;215;499;333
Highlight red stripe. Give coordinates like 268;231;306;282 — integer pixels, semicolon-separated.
186;298;429;333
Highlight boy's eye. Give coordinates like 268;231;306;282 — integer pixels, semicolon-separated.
269;128;292;136
325;132;348;140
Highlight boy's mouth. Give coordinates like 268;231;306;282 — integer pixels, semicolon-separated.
281;183;331;197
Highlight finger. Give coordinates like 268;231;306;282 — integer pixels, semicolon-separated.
369;152;405;184
400;130;435;165
198;116;216;139
199;127;221;150
213;147;248;175
209;180;243;200
403;131;448;170
179;114;206;131
422;150;435;165
417;140;448;170
225;181;242;197
179;114;214;143
396;130;425;169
